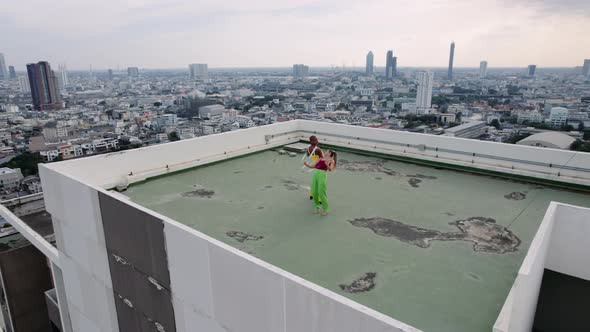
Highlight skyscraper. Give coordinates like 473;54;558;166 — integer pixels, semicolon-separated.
583;59;590;76
58;64;69;89
479;61;488;78
108;69;114;80
366;51;374;75
292;64;309;78
188;63;208;79
416;71;434;111
26;61;62;111
8;66;16;79
392;56;398;78
448;42;455;80
528;64;536;77
385;50;394;80
128;67;139;77
0;53;7;81
18;76;30;93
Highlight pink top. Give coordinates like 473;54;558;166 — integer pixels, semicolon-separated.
315;159;329;171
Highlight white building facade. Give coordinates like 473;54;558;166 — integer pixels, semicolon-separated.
188;63;208;80
549;107;569;127
415;71;433;111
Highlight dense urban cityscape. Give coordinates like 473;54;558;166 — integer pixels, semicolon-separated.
0;48;589;199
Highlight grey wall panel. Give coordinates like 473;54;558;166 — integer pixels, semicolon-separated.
0;244;53;332
98;192;170;287
114;293;171;332
99;192;176;332
108;254;176;332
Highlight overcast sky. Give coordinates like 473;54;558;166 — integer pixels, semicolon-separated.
2;0;589;70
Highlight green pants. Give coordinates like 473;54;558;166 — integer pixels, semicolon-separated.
311;169;329;212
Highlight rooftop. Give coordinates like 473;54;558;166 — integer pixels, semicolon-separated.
124;148;590;332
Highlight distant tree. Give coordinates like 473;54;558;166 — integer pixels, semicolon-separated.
561;124;575;132
570;140;590;152
487;88;498;95
578;122;585;132
1;152;43;176
301;93;315;101
490;119;501;130
488;99;499;107
153;102;162;107
507;85;520;95
168;132;180;142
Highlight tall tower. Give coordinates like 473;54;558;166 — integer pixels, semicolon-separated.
528;64;536;77
188;64;208;79
58;64;69;89
292;64;309;78
0;53;8;81
127;67;139;77
583;59;590;76
8;66;16;79
416;71;434;111
108;69;114;80
448;41;455;80
366;51;374;75
392;56;398;78
479;61;488;78
385;50;394;80
26;61;62;111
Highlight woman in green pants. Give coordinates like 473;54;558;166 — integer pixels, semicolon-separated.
304;150;337;215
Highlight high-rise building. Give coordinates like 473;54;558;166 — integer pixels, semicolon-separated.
528;64;536;77
416;71;434;111
8;66;16;79
479;61;488;78
385;50;394;80
58;64;69;89
128;67;139;77
448;42;455;80
0;53;7;80
18;76;30;93
108;69;114;80
26;61;62;111
392;56;398;77
292;64;309;78
188;63;208;80
366;51;374;75
583;59;590;76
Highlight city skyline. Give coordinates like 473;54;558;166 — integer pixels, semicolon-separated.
2;0;590;69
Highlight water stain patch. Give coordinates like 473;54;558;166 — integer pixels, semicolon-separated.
349;216;520;254
467;272;481;281
226;231;264;243
339;160;397;176
281;179;301;191
408;178;422;188
181;188;215;198
339;272;377;293
504;192;526;200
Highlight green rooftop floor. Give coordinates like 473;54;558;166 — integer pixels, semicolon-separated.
124;149;590;332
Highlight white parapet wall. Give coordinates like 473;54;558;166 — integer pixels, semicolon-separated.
44;120;590;190
4;120;588;332
493;203;590;332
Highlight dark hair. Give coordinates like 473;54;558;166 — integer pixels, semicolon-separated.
328;150;337;168
309;135;317;142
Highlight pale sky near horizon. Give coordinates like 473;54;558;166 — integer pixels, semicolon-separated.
1;0;589;70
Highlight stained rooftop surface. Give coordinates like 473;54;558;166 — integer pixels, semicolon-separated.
124;149;590;332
